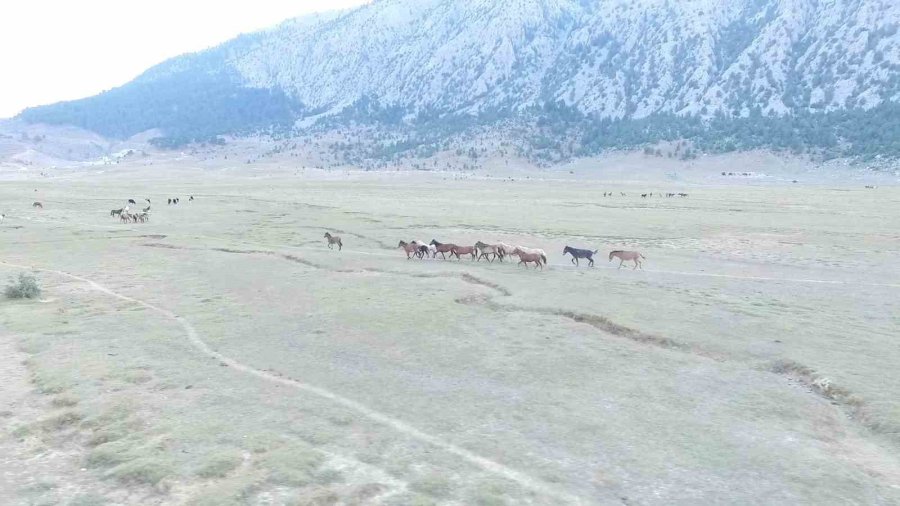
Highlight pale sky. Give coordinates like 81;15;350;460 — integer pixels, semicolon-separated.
0;0;371;118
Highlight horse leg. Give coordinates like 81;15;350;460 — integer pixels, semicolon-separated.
633;260;638;270
618;259;624;269
571;257;576;265
589;257;594;267
338;242;342;251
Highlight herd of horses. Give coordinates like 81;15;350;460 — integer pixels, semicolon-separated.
389;238;644;270
108;196;194;224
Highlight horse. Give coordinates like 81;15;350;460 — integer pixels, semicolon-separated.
398;241;421;259
189;196;194;201
429;240;457;260
450;245;477;261
110;208;123;217
563;246;598;267
324;232;342;251
515;250;545;270
412;241;437;258
475;241;505;262
32;202;43;209
120;212;133;223
167;199;172;205
609;250;644;270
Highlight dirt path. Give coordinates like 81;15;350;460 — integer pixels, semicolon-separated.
0;261;588;505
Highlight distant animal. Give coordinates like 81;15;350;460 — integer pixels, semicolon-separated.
609;250;645;270
0;214;5;223
563;246;598;267
324;232;342;251
416;245;430;259
429;240;457;260
189;195;194;201
110;208;123;217
398;240;419;259
128;199;136;205
514;249;545;270
641;194;647;198
168;199;172;205
32;202;42;209
450;245;477;261
475;241;505;262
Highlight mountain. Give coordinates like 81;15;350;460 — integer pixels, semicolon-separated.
18;0;900;160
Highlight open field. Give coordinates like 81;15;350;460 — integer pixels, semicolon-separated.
1;164;899;505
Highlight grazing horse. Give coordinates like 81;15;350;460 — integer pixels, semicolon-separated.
563;246;598;267
450;245;477;261
324;232;342;251
429;240;457;260
398;241;420;259
609;250;645;270
33;202;43;209
515;250;545;270
110;208;123;217
475;241;505;262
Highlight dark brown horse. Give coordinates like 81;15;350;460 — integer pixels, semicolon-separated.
429;240;457;260
32;202;43;209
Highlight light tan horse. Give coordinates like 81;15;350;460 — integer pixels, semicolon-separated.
324;232;342;251
515;250;545;270
475;241;505;262
609;250;644;270
450;245;477;261
398;240;420;259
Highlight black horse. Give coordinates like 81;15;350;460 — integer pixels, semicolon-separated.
127;199;136;205
563;246;598;267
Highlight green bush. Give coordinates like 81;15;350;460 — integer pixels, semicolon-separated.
5;273;41;299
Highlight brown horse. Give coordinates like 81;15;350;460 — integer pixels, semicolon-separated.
516;251;545;270
450;245;477;261
398;240;420;259
609;250;644;270
32;202;43;209
429;240;457;260
324;232;342;251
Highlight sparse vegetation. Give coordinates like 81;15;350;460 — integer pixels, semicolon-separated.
5;273;41;299
195;449;243;478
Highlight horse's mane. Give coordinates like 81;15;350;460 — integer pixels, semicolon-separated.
610;250;623;254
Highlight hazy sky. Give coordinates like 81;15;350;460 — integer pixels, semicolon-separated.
0;0;370;118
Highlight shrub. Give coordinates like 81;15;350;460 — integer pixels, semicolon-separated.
5;273;41;299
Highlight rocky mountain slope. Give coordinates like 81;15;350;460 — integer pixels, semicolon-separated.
18;0;900;160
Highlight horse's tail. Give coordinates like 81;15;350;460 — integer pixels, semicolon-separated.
541;254;547;265
593;250;599;255
640;254;646;259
